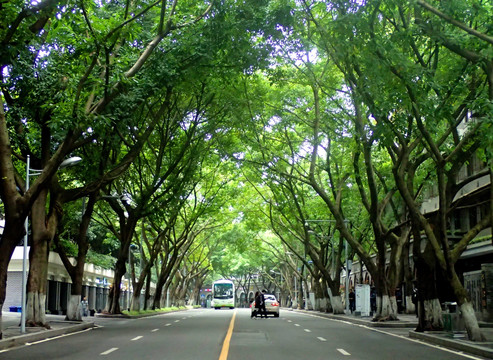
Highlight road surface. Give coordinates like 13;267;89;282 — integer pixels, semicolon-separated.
0;308;486;360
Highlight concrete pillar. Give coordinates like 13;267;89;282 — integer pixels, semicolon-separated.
55;282;61;314
89;286;96;311
103;287;109;310
96;287;103;312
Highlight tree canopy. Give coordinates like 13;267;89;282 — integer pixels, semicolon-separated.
1;0;492;341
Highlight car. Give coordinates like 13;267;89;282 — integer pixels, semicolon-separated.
250;294;280;317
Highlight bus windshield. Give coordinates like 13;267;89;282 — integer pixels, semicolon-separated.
213;283;233;299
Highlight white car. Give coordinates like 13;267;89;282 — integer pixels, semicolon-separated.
250;294;280;317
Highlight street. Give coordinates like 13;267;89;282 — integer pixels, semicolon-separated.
0;308;486;360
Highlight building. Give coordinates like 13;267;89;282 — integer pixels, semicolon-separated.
6;246;134;314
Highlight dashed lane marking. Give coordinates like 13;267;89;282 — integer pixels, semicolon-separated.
101;348;119;355
151;329;159;332
337;348;351;356
304;329;312;333
317;337;327;342
174;320;180;323
296;311;485;360
131;336;143;341
165;323;172;326
294;324;300;327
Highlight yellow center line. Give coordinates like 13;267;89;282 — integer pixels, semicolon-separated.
219;311;237;360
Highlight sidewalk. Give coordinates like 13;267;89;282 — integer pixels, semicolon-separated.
0;312;96;351
292;309;493;359
0;307;189;351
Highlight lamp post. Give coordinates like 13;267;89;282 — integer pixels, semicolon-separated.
21;156;36;334
21;155;82;333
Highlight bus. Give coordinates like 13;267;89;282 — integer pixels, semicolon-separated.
212;279;235;309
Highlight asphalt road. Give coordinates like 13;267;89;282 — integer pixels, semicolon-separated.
0;308;486;360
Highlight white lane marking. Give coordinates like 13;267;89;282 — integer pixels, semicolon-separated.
287;320;292;323
101;348;119;355
165;323;172;326
174;320;180;323
151;328;159;332
131;336;143;341
304;329;312;333
294;324;300;327
317;337;327;342
182;317;187;319
296;311;486;360
337;348;351;356
16;327;93;346
368;327;485;360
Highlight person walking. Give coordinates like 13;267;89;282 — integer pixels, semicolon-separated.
258;290;267;318
412;285;418;318
81;296;89;317
348;289;355;313
251;291;260;318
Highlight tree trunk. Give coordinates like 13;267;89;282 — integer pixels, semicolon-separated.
376;295;398;320
67;295;83;321
153;276;166;309
59;194;94;321
449;269;484;341
405;295;415;315
64;249;86;321
105;258;126;314
311;276;323;311
423;298;443;329
461;302;484;341
144;273;151;310
402;241;415;314
191;278;203;307
26;291;48;328
26;203;50;328
414;245;443;332
152;255;177;309
0;225;24;339
65;263;84;320
131;292;140;312
331;295;344;314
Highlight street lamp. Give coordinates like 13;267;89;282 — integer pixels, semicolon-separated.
21;155;82;333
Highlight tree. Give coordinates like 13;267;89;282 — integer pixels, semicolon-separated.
0;0;213;332
311;0;491;340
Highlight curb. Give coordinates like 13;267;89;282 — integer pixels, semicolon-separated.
0;321;95;350
0;308;190;351
95;308;188;319
292;309;417;328
324;314;417;328
409;330;493;359
294;309;493;359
